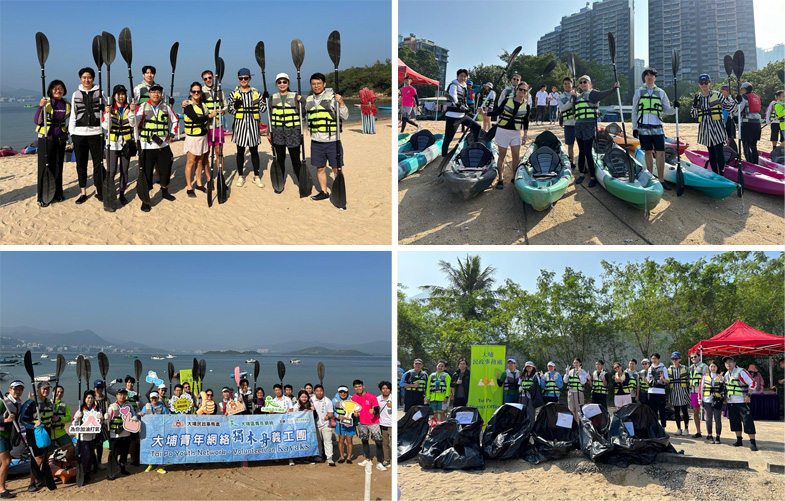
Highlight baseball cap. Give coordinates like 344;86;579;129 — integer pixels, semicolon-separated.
413;359;423;364
149;84;164;92
94;379;104;387
10;380;25;388
507;358;516;364
238;68;251;77
671;351;681;359
698;74;711;82
150;392;159;399
275;72;289;82
547;361;556;367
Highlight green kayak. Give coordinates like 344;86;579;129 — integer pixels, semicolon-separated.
398;130;444;181
514;131;573;211
398;133;412;146
594;132;663;211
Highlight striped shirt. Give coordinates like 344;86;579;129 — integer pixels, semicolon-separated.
690;92;736;147
228;86;266;148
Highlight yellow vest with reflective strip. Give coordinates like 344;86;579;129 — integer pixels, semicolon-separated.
139;103;170;142
231;88;261;120
497;98;528;130
701;374;723;398
35;101;71;136
697;91;723;122
724;368;749;397
305;95;338;134
108;106;133;142
591;371;608;395
184;103;209;137
270;92;300;128
574;92;598;121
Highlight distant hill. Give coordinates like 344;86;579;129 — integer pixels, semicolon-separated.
1;326;161;352
253;339;390;356
204;350;260;355
284;346;373;357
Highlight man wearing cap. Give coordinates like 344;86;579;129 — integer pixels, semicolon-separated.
1;380;26;497
497;359;521;404
399;75;421;133
737;82;762;164
631;67;678;190
105;388;137;478
690;74;736;176
402;360;428;411
540;362;563;404
722;356;758;450
19;382;55;492
688;353;709;437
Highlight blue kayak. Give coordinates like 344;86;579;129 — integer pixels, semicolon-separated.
398;130;444;181
634;146;737;199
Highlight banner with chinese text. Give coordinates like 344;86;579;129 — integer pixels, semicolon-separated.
467;345;505;425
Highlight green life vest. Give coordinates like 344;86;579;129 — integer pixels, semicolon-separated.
542;372;560;395
139;103;170;142
429;372;448;397
270;92;301;128
567;369;584;392
51;400;71;438
405;371;427;392
689;363;707;392
574;92;598;122
636;86;664;123
520;373;536;393
560;92;575;121
725;368;749;397
305;93;338;134
591;370;608;395
775;103;785;131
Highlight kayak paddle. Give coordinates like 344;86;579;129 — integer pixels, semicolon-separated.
91;35;106;201
256;41;285;193
169;41;179;107
192;358;199;394
529;59;558;96
317;362;325;387
438;45;522;176
216;56;228;204
84;358;92;389
167;361;175;396
568;53;576;84
253;360;260;407
234;366;242;397
291;38;312;197
208;40;220;207
35;32;55;205
23;350;57;490
327;30;347;210
100;352;117;479
119;27;149;205
101;31;118;211
608;32;633;183
277;360;285;387
671;49;685;196
134;358;143;397
733;50;745;194
98;352;109;391
55;354;65;389
200;359;207;386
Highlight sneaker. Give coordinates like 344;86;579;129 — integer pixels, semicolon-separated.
236;176;245;187
141;203;151;212
376;463;387;471
1;489;16;498
156;468;167;474
705;435;713;443
575;176;585;185
496;179;504;189
254;177;264;188
692;432;701;438
289;459;295;466
750;441;758;451
733;439;743;447
662;181;672;191
75;194;88;205
187;189;196;198
328;459;335;467
416;125;422;132
161;190;175;201
588;179;597;188
310;191;330;201
357;459;370;467
145;465;154;472
715;437;721;444
27;484;40;493
383;461;391;468
675;429;682;436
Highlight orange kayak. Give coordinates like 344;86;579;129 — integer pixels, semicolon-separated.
611;133;688;154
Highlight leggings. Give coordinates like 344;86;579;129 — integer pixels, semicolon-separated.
400;117;417;133
673;404;689;428
108;149;130;192
77;440;95;474
706;142;726;175
72;134;103;189
577;138;596;177
109;436;131;466
648;393;667;428
273;144;302;179
442;117;463;156
361;439;384;463
703;402;722;436
741;121;761;164
37;137;65;201
236;145;259;177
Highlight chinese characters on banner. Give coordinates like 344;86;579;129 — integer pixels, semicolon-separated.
467;345;505;425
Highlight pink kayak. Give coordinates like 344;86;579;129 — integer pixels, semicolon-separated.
684;150;784;196
758;151;785;173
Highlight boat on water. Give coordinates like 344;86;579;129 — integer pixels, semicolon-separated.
40;354;49;359
231;371;249;378
246;359;257;364
0;358;19;366
0;372;11;380
66;361;76;365
166;354;176;359
151;356;165;360
289;359;302;364
34;373;56;382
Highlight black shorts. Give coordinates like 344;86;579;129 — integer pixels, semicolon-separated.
727;402;756;434
770;123;783;142
639;133;665;152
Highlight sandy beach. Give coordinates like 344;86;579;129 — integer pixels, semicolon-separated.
5;436;391;500
0;120;392;245
398;121;784;245
398;410;785;501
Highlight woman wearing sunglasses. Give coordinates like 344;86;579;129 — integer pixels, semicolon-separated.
182;82;219;198
481;82;530;189
689;74;736;176
228;68;267;188
268;73;304;184
571;75;618;187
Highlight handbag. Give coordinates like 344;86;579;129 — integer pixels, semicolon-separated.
34;425;51;448
711;396;724;411
121;140;137;159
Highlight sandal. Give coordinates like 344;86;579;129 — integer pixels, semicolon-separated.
337;456;346;464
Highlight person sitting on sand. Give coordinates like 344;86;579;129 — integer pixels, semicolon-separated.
333;385;355;464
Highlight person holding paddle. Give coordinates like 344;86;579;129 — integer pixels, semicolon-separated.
135;84;179;211
105;388;137;479
19;382;55;492
102;85;137;208
481;81;531;189
304;72;348;202
228;67;265;189
268;73;305;186
310;384;335;466
199;70;227;191
71;390;102;485
441;69;470;158
69;67;107;205
34;80;70;207
572;75;619;186
689;74;736;176
51;385;75;463
181;81;219;198
1;380;26;498
631;68;678;190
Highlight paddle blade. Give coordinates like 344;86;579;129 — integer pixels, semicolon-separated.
255;41;265;70
216;57;225;83
330;168;346;209
254;360;260;381
41;169;55;204
119;28;133;65
271;159;285;193
192;358;199;383
277;361;285;382
43;463;57;490
23;351;34;381
76;462;84;487
103;167;117;211
170;42;179;71
134;359;143;380
506;46;522;69
35;32;49;67
291;38;305;69
568;53;575;78
167;361;175;382
137;164;151;204
200;359;206;381
732;50;744;78
676;166;685;196
217;169;227;203
671;49;680;77
85;359;92;385
92;35;103;68
738;167;745;193
234;366;241;387
317;362;325;383
102;31;116;66
778;69;784;84
542;59;558;77
723;55;733;77
76;355;84;381
214;39;221;68
98;352;109;379
56;354;66;379
327;30;341;67
298;159;312;197
607;32;616;63
207;173;214;207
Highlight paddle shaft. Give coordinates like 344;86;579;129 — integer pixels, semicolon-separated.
38;47;49;185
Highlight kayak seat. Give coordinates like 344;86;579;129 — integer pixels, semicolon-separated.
605;123;622;136
458;142;493;171
530;146;561;178
723;146;739;166
772;146;784;164
604;147;632;178
595;131;615;156
408;129;436;153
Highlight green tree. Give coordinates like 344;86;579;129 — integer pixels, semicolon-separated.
421;255;498;320
398;47;440;98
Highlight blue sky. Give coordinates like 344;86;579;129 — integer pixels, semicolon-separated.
398;250;782;297
0;251;392;346
0;0;391;95
400;0;780;78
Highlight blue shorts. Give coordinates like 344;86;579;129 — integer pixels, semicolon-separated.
563;125;575;145
639;133;665;152
335;422;356;436
0;438;10;454
310;141;344;169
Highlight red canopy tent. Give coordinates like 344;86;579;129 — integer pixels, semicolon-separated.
689;320;785;386
397;58;439;86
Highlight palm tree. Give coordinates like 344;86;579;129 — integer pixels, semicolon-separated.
421;255;498;319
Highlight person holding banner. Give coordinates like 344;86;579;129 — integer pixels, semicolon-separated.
333;386;355;464
311;385;335;466
72;390;102;485
271;385;294;414
169;384;194;415
295;391;319;465
105;388;138;480
565;359;588;422
139;392;170;475
252;388;267;414
497;358;521;404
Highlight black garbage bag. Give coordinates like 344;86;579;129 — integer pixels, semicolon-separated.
397;405;434;462
524;403;579;464
482;403;532;460
606;403;676;467
418;406;485;470
577;403;613;461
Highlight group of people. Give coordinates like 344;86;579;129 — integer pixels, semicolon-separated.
0;375;392;495
33;63;348;211
399;352;772;454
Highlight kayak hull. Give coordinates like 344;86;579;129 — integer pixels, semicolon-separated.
398;134;445;181
443;140;499;200
634;147;737;199
398;133;411;146
684;150;785;196
595;148;664;210
515;143;573;211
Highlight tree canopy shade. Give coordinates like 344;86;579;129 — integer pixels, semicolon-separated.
689;320;785;357
398;58;439;86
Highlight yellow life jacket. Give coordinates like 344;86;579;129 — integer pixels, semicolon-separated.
591;370;608;395
108;105;133;142
231;87;261;120
567;369;584;391
574;92;599;121
542;372;560;395
35;100;71;135
428;372;448;397
638;370;649;391
184;103;209;137
725;368;750;397
702;374;723;398
405;370;427;392
270;92;301;128
697;91;723;122
497;98;529;130
51;400;71;438
108;402;130;433
689;363;707;391
139;102;170;142
305;93;338;134
669;366;688;389
775;102;785;131
636;86;664;122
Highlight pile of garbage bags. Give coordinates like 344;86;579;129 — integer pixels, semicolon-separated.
418;406;485;470
524;403;580;464
482;403;532;460
397;405;434;462
605;403;676;466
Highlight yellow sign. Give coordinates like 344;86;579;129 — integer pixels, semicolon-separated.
170;394;193;414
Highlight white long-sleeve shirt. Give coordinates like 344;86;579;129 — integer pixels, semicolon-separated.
631;85;676;131
647;363;670;394
69;85;107;136
724;367;757;404
134;101;179;150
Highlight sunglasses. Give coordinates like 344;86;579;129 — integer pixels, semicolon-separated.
203;76;213;80
191;90;202;94
699;81;710;85
239;76;250;81
206;393;213;397
579;80;589;84
517;87;528;92
276;80;288;84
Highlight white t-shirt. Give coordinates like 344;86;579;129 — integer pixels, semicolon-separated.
548;92;559;106
378;394;394;427
536;90;549;106
310;396;334;428
271;395;293;412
